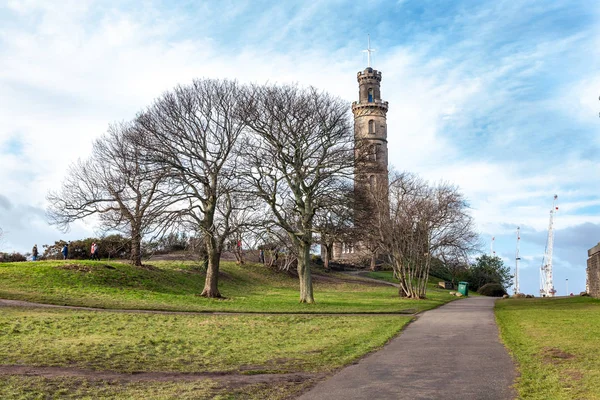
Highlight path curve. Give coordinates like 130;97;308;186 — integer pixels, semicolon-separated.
297;296;516;400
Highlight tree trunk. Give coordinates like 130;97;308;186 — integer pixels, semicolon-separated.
323;243;332;271
130;228;142;267
200;238;222;298
297;241;314;303
369;251;377;271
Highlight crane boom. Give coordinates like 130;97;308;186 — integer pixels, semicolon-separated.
515;227;520;294
540;195;558;297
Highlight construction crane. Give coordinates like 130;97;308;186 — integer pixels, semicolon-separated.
515;227;521;294
540;195;558;297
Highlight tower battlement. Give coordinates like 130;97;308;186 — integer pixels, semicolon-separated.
357;68;382;82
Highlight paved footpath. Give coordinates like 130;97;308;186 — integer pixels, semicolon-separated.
297;296;516;400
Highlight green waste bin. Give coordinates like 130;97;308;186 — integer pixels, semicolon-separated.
458;281;469;296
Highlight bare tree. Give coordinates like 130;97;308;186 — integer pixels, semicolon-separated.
239;84;353;303
135;78;248;298
313;189;355;270
256;225;300;271
226;203;263;265
46;122;173;266
439;249;471;286
373;171;479;299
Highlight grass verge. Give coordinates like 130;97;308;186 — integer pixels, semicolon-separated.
495;296;600;400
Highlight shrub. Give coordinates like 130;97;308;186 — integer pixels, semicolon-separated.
465;255;513;292
311;254;323;265
42;235;132;260
0;252;27;262
477;282;507;297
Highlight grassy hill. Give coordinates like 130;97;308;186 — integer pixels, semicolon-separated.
0;259;458;399
496;296;600;400
0;260;455;313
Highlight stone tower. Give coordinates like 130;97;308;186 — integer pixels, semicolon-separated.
330;67;389;261
352;67;389;225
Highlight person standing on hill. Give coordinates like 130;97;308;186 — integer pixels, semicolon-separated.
61;243;69;260
32;244;38;261
90;242;96;260
91;242;99;260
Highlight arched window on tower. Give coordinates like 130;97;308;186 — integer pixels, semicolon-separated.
368;119;375;134
368;144;375;161
368;88;373;102
369;175;376;189
374;144;381;161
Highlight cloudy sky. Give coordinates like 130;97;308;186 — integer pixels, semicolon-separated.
1;0;599;295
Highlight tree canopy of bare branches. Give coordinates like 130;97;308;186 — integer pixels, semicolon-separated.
313;188;355;270
46;122;173;266
135;78;250;298
239;84;354;303
373;172;479;299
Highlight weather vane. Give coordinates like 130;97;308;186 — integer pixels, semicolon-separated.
363;34;376;68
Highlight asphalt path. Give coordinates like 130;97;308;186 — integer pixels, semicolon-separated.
297;296;516;400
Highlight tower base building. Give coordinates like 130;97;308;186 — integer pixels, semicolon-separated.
587;243;600;298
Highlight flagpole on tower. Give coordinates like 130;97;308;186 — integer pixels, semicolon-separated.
363;34;376;68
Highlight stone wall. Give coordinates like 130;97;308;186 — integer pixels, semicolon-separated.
587;242;600;298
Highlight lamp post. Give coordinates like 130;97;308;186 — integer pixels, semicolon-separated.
566;278;569;296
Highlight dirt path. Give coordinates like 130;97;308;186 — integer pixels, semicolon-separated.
0;298;414;316
297;296;516;400
0;364;323;387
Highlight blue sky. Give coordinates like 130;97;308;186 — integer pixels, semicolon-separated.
0;0;599;295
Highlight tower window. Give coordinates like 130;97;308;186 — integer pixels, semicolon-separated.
368;88;373;102
368;144;375;161
368;119;375;134
369;175;376;189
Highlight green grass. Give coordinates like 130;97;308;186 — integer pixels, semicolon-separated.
0;306;410;399
0;260;455;313
495;296;600;400
0;307;410;373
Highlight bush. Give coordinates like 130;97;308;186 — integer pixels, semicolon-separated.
42;235;131;260
0;252;27;262
477;282;507;297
